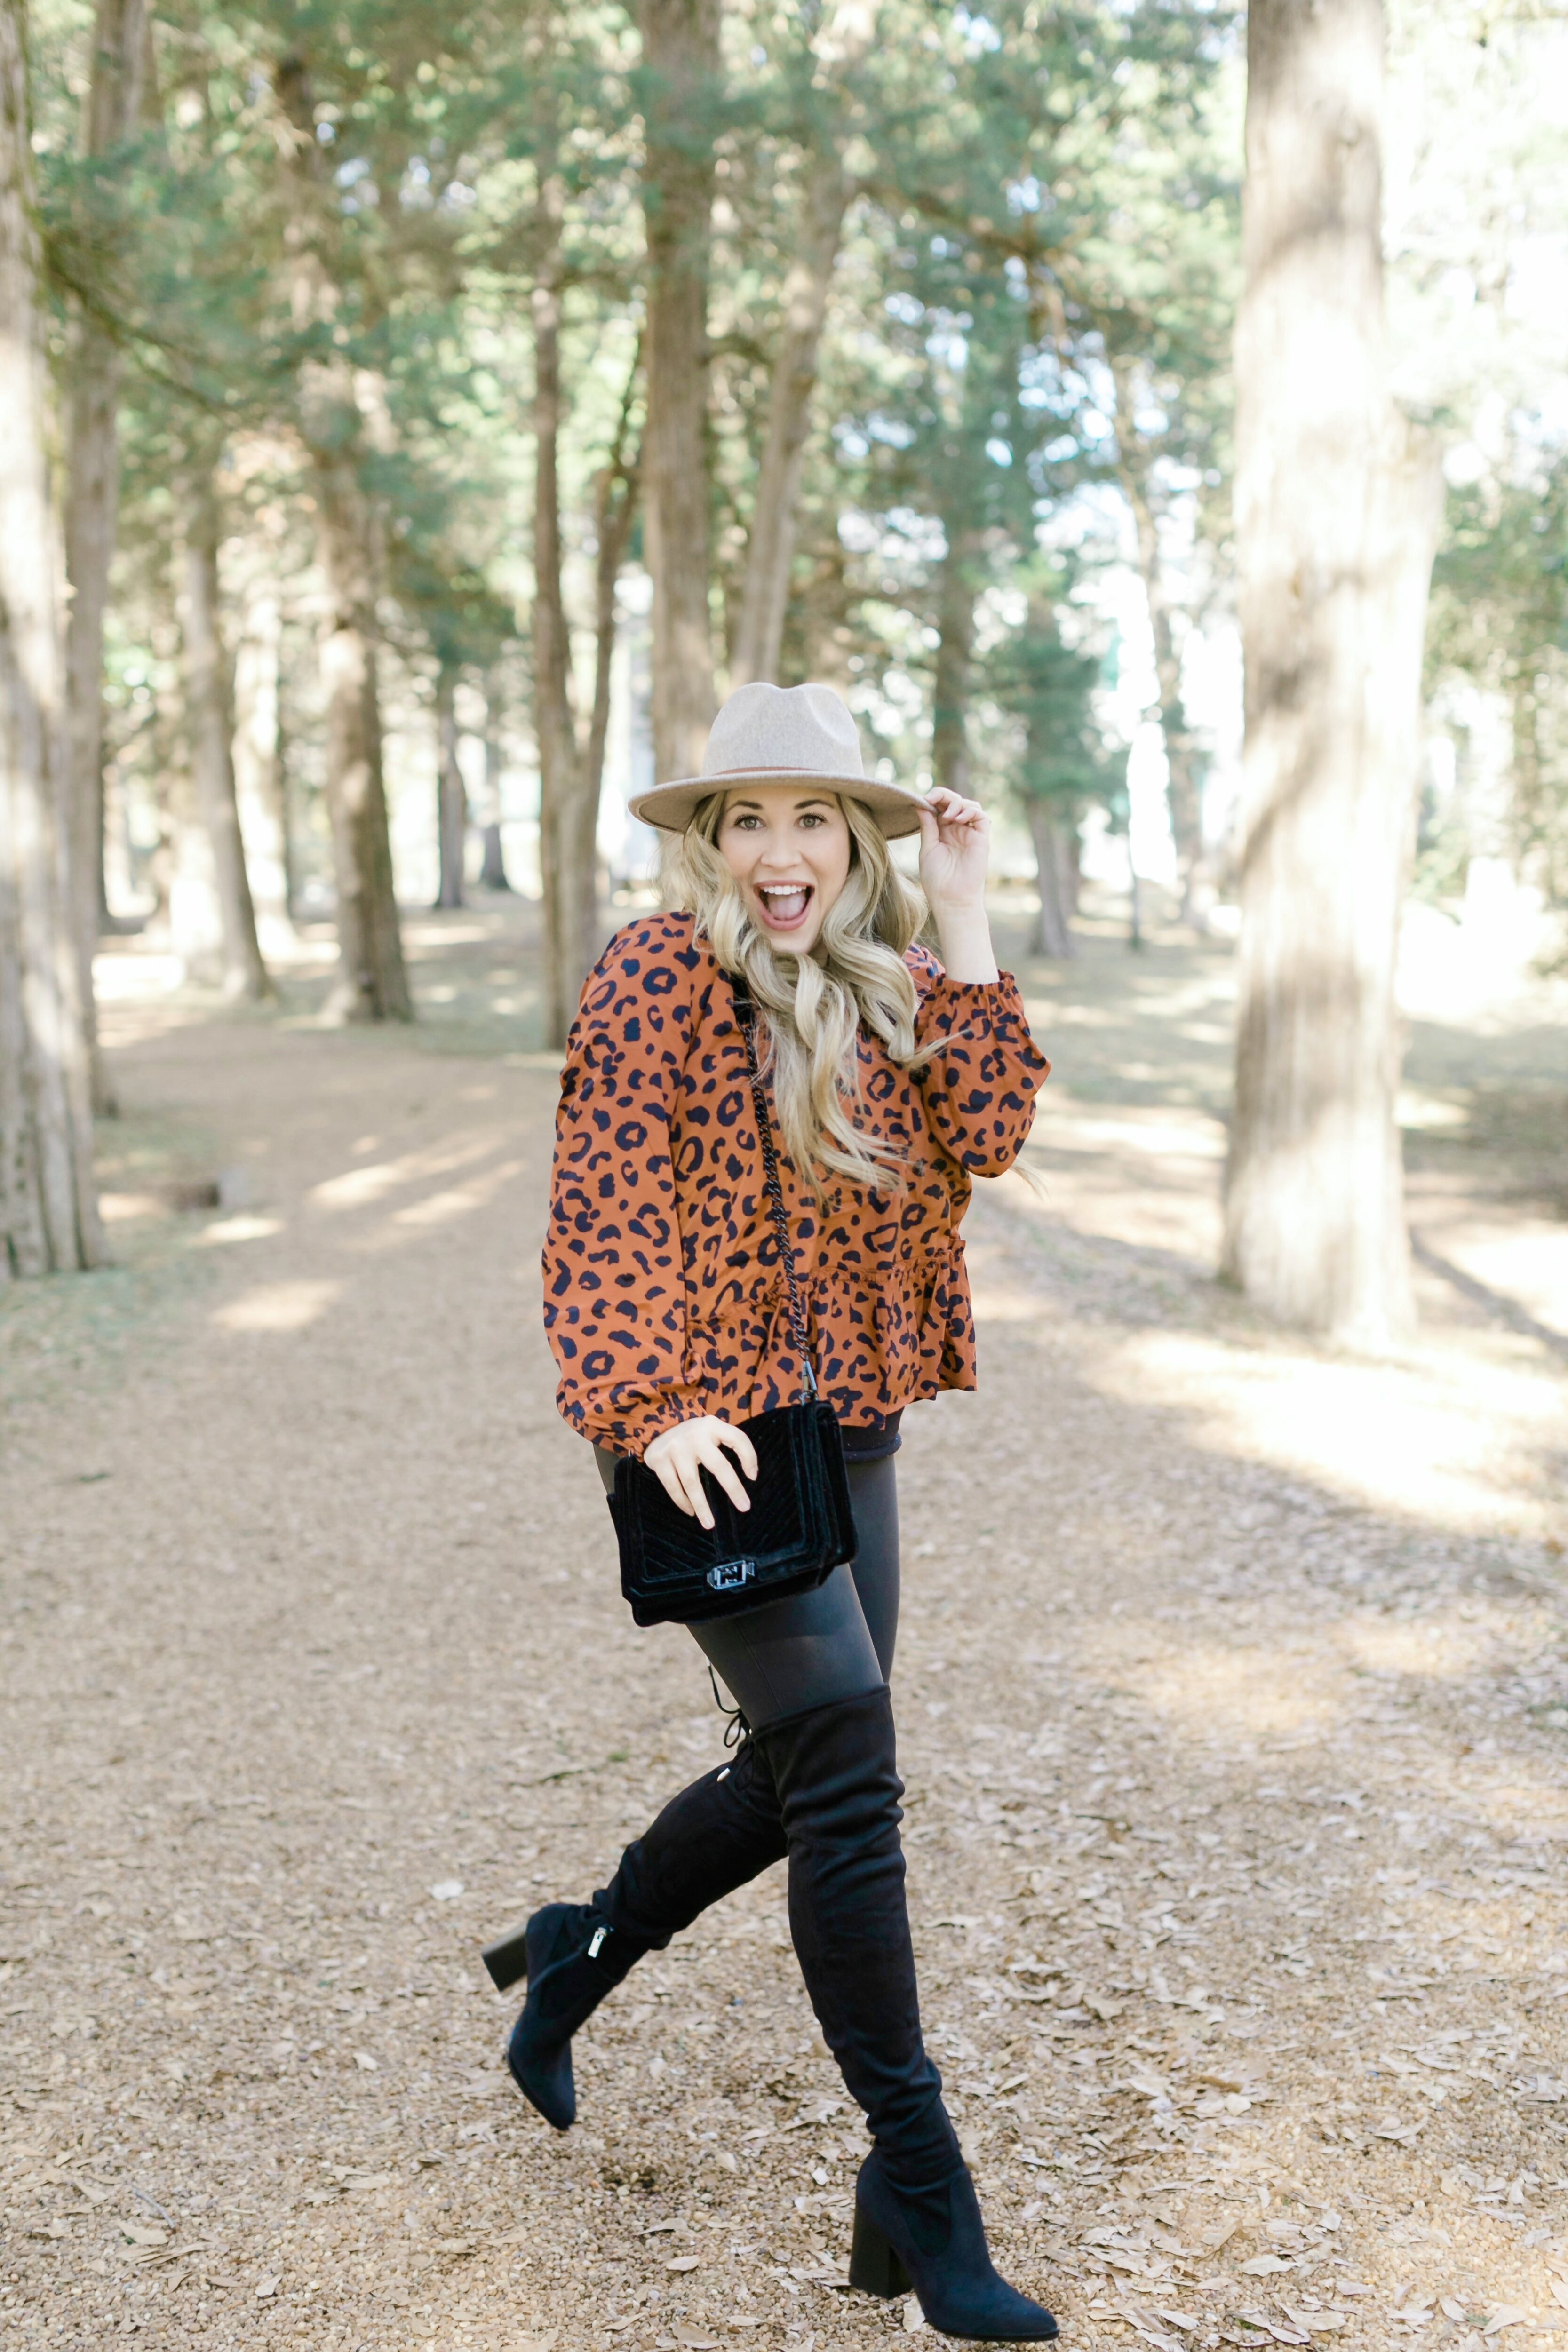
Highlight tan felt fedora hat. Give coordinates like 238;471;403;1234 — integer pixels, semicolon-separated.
629;681;928;840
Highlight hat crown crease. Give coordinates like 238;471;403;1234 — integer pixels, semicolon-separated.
701;680;865;780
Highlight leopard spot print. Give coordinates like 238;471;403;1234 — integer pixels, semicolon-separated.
542;911;1049;1456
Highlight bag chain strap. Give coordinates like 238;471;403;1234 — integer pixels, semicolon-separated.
730;973;818;1404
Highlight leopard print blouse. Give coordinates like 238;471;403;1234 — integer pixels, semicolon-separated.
543;911;1049;1456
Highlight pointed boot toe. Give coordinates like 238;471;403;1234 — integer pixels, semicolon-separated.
507;2006;577;2130
852;2149;1058;2342
502;1901;635;2134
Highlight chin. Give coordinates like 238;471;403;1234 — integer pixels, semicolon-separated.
755;922;822;957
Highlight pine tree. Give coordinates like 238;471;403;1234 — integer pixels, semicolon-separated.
1223;0;1443;1346
1;0;103;1277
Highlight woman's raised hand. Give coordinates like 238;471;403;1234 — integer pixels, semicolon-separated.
643;1415;760;1529
915;786;989;914
915;787;999;985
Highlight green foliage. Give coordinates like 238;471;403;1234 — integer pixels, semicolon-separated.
29;0;1240;898
992;587;1125;821
1427;452;1568;905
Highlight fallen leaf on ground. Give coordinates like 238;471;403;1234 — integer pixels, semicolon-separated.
1484;2312;1530;2336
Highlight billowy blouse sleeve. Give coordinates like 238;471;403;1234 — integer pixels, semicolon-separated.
910;954;1050;1178
542;925;707;1454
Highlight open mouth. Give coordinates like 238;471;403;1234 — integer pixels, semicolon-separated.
754;883;814;931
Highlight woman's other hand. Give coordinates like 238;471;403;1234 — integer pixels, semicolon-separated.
915;788;999;984
643;1416;759;1529
915;786;989;914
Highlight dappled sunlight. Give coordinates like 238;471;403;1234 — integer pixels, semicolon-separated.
968;1283;1043;1323
398;921;500;950
1111;1640;1345;1740
1047;1112;1226;1160
15;895;1563;2352
193;1215;283;1246
385;1160;525;1232
1423;1221;1568;1344
1340;1616;1498;1680
1089;1326;1563;1539
308;1134;500;1213
987;1156;1222;1273
98;1190;170;1224
212;1277;342;1333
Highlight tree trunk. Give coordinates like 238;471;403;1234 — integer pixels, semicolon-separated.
477;670;510;890
531;240;586;1050
312;450;410;1019
179;462;270;1000
275;622;301;923
638;0;719;783
278;51;410;1022
578;358;642;962
434;660;467;909
62;0;148;1112
533;242;641;1047
231;577;292;942
0;0;103;1276
1222;0;1441;1349
932;525;982;795
731;162;852;685
1025;803;1076;959
1118;457;1205;924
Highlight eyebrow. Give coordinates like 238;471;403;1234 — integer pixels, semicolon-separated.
727;794;836;814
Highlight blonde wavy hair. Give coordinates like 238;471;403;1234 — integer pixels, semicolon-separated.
672;792;929;1194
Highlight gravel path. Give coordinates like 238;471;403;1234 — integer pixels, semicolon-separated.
3;902;1565;2352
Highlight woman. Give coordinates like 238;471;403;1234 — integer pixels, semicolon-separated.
514;682;1053;2341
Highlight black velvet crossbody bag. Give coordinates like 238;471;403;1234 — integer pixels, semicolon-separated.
607;970;856;1629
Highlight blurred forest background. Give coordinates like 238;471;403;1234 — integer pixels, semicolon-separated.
2;0;1566;1343
3;24;1567;2336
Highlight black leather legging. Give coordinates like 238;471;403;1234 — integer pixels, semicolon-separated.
594;1448;899;1727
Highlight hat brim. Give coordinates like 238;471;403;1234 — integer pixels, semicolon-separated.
628;768;927;841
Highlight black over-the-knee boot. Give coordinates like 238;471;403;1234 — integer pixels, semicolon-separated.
755;1688;1056;2344
486;1737;786;2129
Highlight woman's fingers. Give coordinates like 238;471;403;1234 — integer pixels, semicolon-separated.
644;1416;754;1529
676;1449;716;1529
701;1434;752;1516
932;792;985;828
651;1454;697;1518
718;1425;760;1485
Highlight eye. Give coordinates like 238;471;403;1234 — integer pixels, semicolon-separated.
799;812;825;829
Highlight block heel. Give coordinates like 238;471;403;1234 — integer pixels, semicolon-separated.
852;2146;1058;2339
481;1921;532;1994
849;2205;911;2298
